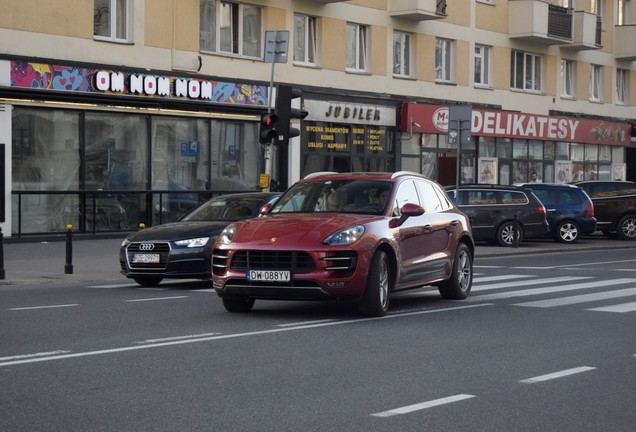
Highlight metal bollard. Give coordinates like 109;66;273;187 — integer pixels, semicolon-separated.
0;227;5;280
139;223;145;230
65;224;73;274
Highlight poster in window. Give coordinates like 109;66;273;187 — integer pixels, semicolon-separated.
478;157;497;184
555;160;571;184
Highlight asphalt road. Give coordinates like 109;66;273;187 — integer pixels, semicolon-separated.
1;246;635;431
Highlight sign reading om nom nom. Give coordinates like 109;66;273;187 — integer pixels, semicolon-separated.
9;60;269;106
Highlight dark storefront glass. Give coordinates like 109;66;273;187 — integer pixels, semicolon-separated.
301;122;394;177
11;107;263;235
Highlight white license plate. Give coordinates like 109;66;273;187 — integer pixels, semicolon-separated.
247;270;290;282
132;253;160;264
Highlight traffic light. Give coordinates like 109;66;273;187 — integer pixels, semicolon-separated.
259;112;278;144
275;85;308;145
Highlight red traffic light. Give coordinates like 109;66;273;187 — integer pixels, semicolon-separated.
259;113;278;144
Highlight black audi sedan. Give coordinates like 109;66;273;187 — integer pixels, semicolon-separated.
120;192;280;286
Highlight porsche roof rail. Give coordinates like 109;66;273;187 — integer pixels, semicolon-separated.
391;171;427;179
304;171;338;179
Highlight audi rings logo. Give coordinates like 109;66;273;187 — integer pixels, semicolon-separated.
139;243;155;251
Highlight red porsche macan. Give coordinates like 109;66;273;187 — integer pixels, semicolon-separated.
212;172;475;316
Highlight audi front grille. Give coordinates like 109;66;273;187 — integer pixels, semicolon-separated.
126;242;171;270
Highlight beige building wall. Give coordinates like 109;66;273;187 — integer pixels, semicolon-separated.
0;0;633;121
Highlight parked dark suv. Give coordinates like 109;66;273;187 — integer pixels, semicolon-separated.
573;180;636;240
446;184;548;246
212;172;475;317
519;183;596;243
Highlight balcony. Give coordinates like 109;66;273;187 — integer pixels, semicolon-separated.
567;11;602;50
615;25;636;60
509;1;572;44
389;0;447;21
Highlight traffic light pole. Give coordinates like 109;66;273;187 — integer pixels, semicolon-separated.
263;61;276;192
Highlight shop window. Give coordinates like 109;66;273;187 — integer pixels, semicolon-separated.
513;139;528;158
512;160;529;183
421;134;437;149
12;108;81;234
529;140;543;160
585;144;598;162
438;133;452;149
598;145;611;163
612;146;624;164
294;14;317;66
346;22;368;72
420;153;438;179
393;31;412;78
556;142;570;160
200;0;262;58
544;142;555;160
499;164;511;185
544;163;555;183
94;0;130;42
479;137;495;157
496;138;512;159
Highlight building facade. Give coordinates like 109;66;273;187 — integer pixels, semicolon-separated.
0;0;634;237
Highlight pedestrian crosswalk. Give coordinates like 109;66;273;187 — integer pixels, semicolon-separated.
470;273;636;314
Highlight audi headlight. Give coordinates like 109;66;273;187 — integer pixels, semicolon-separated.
219;223;237;245
121;238;131;247
174;237;210;248
323;225;365;245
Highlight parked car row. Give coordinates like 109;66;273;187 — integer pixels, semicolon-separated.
446;180;636;246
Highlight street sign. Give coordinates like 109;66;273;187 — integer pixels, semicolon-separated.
448;105;472;145
264;31;289;64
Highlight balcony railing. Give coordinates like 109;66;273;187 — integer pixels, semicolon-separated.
509;0;572;44
389;0;447;21
568;11;602;50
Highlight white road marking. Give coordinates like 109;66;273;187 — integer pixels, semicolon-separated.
191;288;215;293
8;304;80;311
371;394;476;417
137;333;223;344
520;366;596;384
86;283;137;289
514;287;636;308
277;319;337;327
474;274;534;283
473;278;636;301
472;276;590;292
124;296;189;302
0;303;492;367
0;351;70;361
587;301;636;313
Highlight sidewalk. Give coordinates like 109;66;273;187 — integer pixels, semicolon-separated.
0;234;634;286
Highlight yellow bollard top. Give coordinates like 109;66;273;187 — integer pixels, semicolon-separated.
66;224;73;230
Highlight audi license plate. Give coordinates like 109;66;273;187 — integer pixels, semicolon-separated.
132;253;160;264
247;270;290;282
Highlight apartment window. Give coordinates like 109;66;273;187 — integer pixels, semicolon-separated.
200;0;262;58
590;64;603;101
346;23;368;72
435;38;454;83
294;14;317;65
616;69;629;105
511;50;542;92
474;44;491;87
94;0;129;41
393;31;412;77
561;59;575;98
591;0;605;28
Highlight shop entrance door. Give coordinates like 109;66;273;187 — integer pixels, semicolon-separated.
437;153;456;186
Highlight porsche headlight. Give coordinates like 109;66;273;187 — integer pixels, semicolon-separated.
174;237;210;248
323;225;365;245
219;223;237;245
